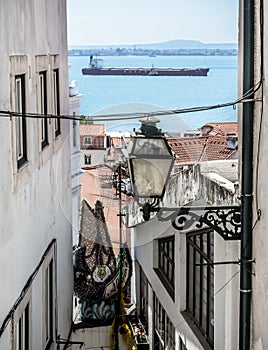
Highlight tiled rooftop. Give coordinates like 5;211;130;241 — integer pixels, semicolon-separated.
168;135;237;166
200;135;237;161
200;122;238;136
168;136;207;165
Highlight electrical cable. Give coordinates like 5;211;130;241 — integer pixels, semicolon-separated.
0;81;263;123
1;18;263;345
214;270;240;297
253;0;264;222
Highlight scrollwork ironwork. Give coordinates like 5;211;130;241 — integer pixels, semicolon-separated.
158;206;241;240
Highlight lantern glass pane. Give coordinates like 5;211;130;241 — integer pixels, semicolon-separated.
131;158;172;197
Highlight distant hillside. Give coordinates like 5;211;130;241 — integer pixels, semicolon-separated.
137;39;237;50
69;39;237;51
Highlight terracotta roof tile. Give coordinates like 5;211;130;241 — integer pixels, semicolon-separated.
200;136;236;161
168;134;237;166
200;122;238;136
168;136;207;165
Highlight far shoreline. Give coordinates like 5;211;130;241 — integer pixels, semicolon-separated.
68;49;237;57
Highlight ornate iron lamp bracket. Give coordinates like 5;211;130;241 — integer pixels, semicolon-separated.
158;205;241;240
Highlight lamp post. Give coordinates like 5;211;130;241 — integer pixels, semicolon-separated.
127;117;175;221
126;118;242;349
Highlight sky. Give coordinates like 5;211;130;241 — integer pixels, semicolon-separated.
66;0;239;47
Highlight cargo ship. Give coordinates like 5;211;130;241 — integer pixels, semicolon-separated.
82;56;210;77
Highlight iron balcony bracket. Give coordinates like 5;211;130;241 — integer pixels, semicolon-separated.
158;205;241;240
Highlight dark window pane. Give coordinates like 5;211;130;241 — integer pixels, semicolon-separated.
186;229;214;347
157;236;175;292
15;75;27;168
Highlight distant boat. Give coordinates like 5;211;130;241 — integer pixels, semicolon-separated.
82;56;210;77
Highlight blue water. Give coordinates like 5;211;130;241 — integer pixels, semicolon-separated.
68;55;238;133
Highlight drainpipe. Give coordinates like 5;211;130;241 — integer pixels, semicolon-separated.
239;0;255;349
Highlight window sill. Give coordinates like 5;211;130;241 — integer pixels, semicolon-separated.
154;268;174;300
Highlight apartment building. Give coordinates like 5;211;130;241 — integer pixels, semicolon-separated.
0;1;73;348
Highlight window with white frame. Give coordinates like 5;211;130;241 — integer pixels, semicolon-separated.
154;294;175;349
15;303;30;350
52;69;61;137
44;259;54;349
15;75;27;168
39;71;49;149
154;235;175;299
186;228;214;348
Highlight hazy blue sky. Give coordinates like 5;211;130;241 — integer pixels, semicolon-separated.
67;0;238;46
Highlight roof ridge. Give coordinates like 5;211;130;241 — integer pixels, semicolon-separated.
203;121;237;125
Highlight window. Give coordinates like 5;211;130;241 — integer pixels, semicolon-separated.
15;303;30;350
53;69;61;137
166;316;176;350
84;136;92;145
73;114;77;147
15;75;27;168
154;235;175;298
154;295;175;350
84;155;91;165
179;337;187;350
44;260;54;348
186;229;214;348
39;71;49;149
140;266;148;321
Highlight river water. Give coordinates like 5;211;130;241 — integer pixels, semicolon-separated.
68;55;238;133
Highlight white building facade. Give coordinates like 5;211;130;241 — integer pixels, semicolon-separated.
0;1;73;349
69;79;84;246
127;161;240;350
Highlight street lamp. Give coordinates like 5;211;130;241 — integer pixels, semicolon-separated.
125;117;243;350
126;118;241;240
127;117;175;221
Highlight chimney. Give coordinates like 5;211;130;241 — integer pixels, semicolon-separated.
226;133;238;150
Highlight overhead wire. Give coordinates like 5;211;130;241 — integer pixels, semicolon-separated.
214;270;240;297
0;8;264;350
0;80;263;123
253;0;264;226
0;15;263;319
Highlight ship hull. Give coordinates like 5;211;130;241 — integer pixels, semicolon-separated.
81;67;210;76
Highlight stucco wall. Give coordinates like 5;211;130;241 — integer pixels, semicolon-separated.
129;160;240;349
126;161;239;228
71;326;129;350
0;0;73;347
